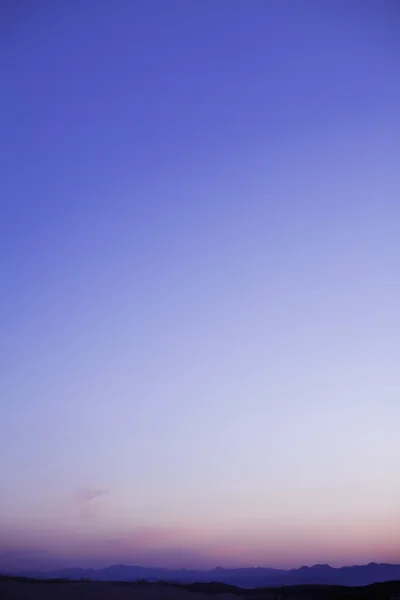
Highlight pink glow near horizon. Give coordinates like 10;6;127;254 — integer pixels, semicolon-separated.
2;511;400;569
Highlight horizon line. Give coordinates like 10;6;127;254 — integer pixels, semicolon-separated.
4;561;399;574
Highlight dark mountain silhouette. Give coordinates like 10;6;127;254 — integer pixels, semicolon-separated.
5;562;400;588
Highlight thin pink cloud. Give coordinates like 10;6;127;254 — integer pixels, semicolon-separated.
103;526;181;549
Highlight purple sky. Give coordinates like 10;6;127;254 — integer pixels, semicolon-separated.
1;0;400;572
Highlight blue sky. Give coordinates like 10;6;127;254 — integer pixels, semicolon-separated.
1;0;400;571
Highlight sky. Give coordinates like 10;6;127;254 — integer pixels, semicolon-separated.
1;0;400;572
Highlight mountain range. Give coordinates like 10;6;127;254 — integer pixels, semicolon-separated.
7;562;400;588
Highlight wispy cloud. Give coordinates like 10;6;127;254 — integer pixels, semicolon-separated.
75;487;109;519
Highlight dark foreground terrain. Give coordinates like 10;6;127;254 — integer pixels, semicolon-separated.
1;577;400;600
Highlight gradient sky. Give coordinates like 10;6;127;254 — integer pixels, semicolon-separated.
1;0;400;572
